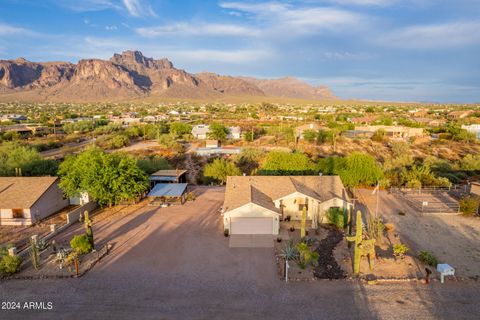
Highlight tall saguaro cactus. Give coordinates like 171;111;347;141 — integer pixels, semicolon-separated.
83;211;94;249
346;210;376;276
300;206;307;238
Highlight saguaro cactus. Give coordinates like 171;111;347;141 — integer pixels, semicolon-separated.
300;206;307;238
83;211;94;249
346;210;376;276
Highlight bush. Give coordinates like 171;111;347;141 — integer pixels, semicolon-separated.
459;197;480;216
0;255;22;276
327;207;345;229
419;251;438;267
70;234;93;254
296;242;319;269
393;243;409;258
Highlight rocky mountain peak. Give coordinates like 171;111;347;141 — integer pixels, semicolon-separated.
110;50;173;70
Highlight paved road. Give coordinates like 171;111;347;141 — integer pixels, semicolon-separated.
40;138;95;159
1;187;479;319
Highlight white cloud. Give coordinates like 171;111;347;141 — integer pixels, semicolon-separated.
57;0;120;12
378;21;480;49
219;1;367;34
320;0;396;6
0;23;35;36
122;0;156;17
136;23;256;37
166;49;271;64
106;25;118;30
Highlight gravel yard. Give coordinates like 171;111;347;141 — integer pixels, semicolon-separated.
357;189;480;278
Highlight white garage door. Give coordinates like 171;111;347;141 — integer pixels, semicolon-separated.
230;217;273;235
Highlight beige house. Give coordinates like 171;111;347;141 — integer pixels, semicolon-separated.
355;125;424;139
222;176;351;235
0;177;68;226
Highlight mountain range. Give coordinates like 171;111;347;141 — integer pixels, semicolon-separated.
0;50;336;102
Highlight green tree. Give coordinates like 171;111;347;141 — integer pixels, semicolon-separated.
58;148;149;207
0;142;58;176
208;123;230;141
302;129;317;143
318;154;388;188
258;151;316;175
137;156;172;174
460;154;480;171
169;122;192;137
204;158;241;184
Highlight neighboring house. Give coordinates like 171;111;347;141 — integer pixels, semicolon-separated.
296;123;323;139
191;124;210;139
414;117;445;127
0;177;69;226
462;124;480;140
0;114;27;122
222;176;351;236
228;126;241;139
195;147;241;156
354;125;424;139
0;124;49;135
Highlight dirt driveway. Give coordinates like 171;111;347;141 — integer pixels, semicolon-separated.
50;186;276;286
357;189;480;278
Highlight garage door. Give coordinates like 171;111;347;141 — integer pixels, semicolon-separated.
230;217;273;235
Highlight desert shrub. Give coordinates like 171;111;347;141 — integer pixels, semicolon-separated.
0;255;22;276
459;196;480;216
70;234;93;254
296;242;319;269
327;207;345;229
419;251;438;267
204;158;241;184
393;243;409;258
281;240;299;261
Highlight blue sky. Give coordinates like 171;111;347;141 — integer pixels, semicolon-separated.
1;0;479;103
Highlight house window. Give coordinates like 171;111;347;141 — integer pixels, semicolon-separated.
12;208;24;219
298;204;308;211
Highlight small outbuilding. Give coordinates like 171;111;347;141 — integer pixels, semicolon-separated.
147;183;188;205
150;169;187;187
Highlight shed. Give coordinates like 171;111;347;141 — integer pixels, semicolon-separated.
147;183;188;205
150;169;187;187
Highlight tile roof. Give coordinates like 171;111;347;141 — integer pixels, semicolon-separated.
223;176;348;213
0;177;59;209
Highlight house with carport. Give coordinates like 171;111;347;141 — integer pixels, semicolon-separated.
222;176;351;236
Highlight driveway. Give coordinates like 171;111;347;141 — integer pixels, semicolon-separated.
2;187;480;319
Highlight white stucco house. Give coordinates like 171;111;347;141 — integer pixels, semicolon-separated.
222;176;351;235
191;124;210;139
